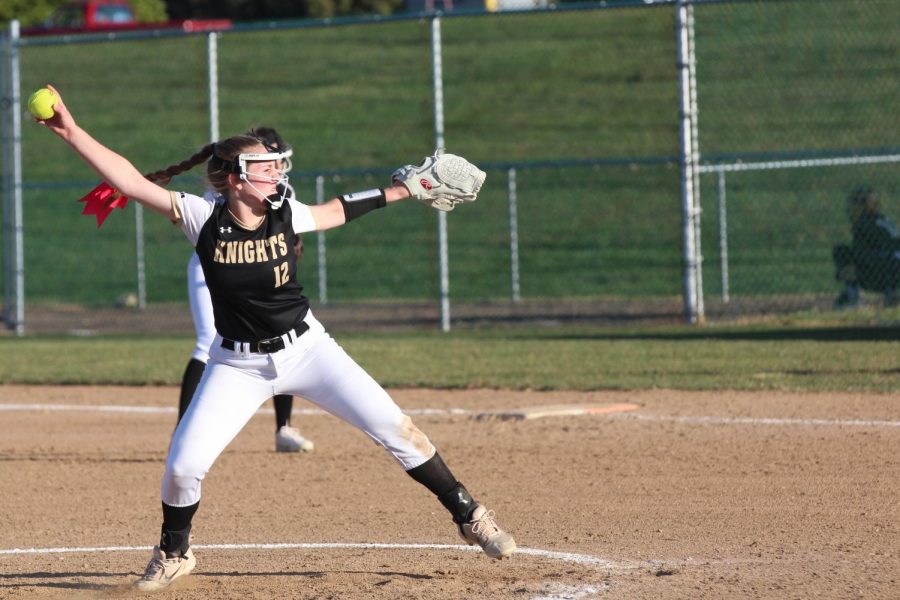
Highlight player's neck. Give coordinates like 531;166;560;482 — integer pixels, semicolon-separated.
227;200;266;230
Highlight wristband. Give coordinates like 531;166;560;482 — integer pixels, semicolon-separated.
339;188;387;222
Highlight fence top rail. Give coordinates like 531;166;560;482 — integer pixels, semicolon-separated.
700;146;900;166
16;155;680;192
4;0;819;48
7;0;691;48
698;153;900;174
14;147;899;191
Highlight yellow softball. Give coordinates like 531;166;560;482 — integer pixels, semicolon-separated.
27;88;57;120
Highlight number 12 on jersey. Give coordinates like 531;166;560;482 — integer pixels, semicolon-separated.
274;262;290;287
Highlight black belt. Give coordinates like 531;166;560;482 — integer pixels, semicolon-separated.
220;322;309;354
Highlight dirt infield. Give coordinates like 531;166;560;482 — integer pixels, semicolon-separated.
1;386;898;599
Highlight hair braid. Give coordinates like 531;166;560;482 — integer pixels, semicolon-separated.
143;144;215;184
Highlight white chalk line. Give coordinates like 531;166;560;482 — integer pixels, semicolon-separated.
2;402;899;428
0;403;468;417
0;541;795;600
0;541;780;577
0;542;631;570
0;542;640;600
615;413;900;428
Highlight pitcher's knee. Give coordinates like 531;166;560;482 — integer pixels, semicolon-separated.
383;414;436;469
161;468;205;507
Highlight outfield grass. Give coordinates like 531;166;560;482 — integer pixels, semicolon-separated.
6;1;898;310
0;322;897;392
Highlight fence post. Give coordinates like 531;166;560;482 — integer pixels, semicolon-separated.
431;15;450;331
207;32;219;143
135;204;146;309
687;1;704;319
315;175;327;304
508;167;520;303
676;1;702;324
1;28;10;330
717;169;729;303
7;20;24;335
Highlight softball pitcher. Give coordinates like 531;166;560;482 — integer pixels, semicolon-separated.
180;127;314;453
37;85;515;593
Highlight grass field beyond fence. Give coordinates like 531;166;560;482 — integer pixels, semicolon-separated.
3;1;898;320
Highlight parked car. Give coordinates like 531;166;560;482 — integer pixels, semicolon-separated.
22;0;232;36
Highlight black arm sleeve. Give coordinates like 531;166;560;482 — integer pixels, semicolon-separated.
339;188;387;222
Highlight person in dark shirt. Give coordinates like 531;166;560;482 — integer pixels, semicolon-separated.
832;186;900;308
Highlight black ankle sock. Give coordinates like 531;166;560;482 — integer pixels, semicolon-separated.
407;453;476;523
178;359;206;422
160;501;199;557
274;394;293;430
159;525;192;559
437;483;477;524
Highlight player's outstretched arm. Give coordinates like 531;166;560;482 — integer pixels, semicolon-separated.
33;85;176;220
307;148;485;230
309;184;411;231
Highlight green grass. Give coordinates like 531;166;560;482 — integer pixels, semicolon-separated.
1;322;897;392
695;1;898;153
4;0;899;311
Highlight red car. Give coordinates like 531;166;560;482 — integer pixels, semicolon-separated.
22;0;232;36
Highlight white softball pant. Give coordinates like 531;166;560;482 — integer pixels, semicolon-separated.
161;311;436;507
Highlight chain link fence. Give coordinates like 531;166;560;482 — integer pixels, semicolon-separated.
692;0;899;319
2;0;898;335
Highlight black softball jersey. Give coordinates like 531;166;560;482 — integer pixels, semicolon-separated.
173;191;318;342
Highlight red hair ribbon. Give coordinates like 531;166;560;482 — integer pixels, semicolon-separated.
77;182;130;228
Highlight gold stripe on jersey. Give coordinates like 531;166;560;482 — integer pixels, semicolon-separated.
170;191;183;223
227;208;266;231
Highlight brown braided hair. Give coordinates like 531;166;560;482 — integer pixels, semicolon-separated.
142;135;265;198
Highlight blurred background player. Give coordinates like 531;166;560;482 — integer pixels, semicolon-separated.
179;127;314;453
832;185;900;308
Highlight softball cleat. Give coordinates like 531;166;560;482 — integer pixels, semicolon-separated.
275;425;315;453
133;545;196;592
458;505;517;560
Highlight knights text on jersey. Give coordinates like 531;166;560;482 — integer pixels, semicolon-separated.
174;192;318;341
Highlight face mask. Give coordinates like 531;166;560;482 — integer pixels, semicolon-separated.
231;148;293;209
